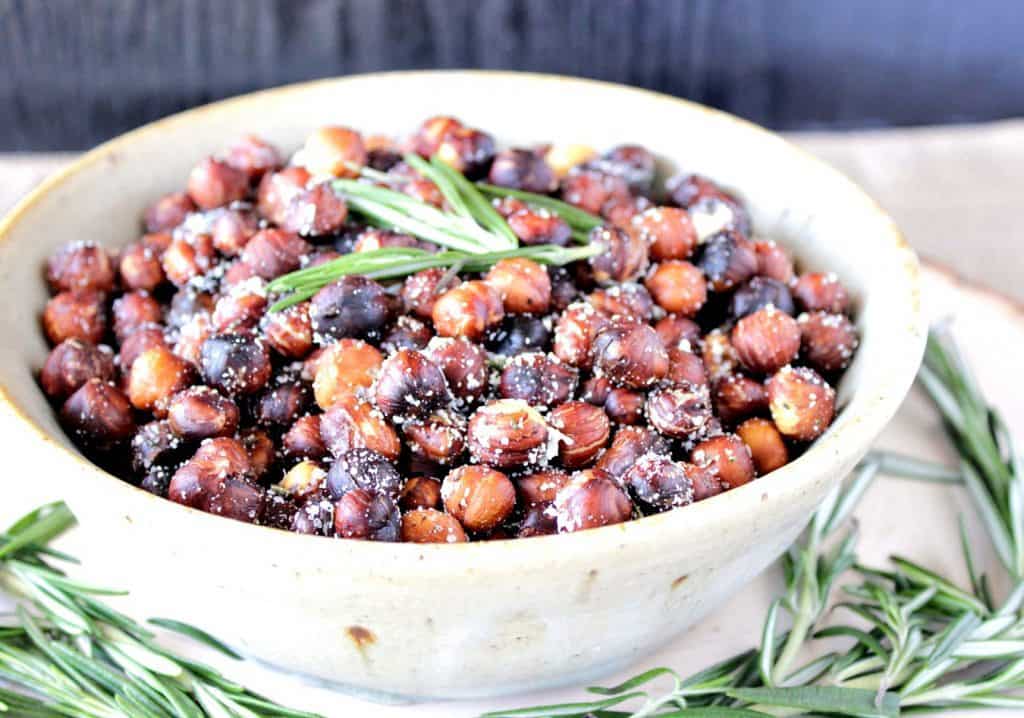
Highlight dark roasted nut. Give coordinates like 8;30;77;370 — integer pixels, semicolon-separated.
401;508;468;544
404;412;466;465
730;277;795;319
42;290;107;345
690;195;752;239
112;291;162;341
436;127;496;178
553;302;609;369
326;447;403;499
41;340;115;400
287;495;334;535
282;415;328;461
731;306;801;374
423;337;489;404
561;167;631;215
353;228;420;254
144;192;195;233
597;144;656;193
140;231;173;256
517;470;571;506
701;327;739;381
277;460;328;503
595;426;673;480
666;173;736;208
486;315;552;357
310;275;392;343
753;240;794;283
401;268;448;320
499;353;577;407
199;333;272;396
591;321;668;389
488;148;558;193
320;395;401;461
167;386;240;440
47;241;115;293
467;399;549;468
587;283;653;322
692;434;756;490
374;349;449;420
262;303;314;359
485;258;551;314
119;323;167;371
688;462;723;501
549;401;610;468
667;346;709;387
793;272;851;314
431;280;504;341
603;194;651;228
655;315;702;350
240;229;311;280
224;134;282;180
644;260;707;316
168;439;262;521
632;207;698;261
549;267;579;311
409;116;465;157
737;417;789;475
554;470;633;533
402;177;445;207
587;226;649;284
603;387;646;425
283;185;347;238
301;126;367;177
187;157;249;209
128;346;194;414
799;312;859;373
60;379;136;450
399;476;443;511
167;288;215;330
334;489;400;541
518;503;557;538
212;281;268;333
256;382;312;427
579;375;611;406
766;366;836;441
131;420;190;474
240;427;275;481
623;455;695;510
381;315;433;353
257;166;310;225
506;208;572;247
118;241;165;292
312;338;383;409
210;208;259;256
645;384;713;439
442;465;516;533
697;231;757;292
712;373;768;425
161;234;216;286
171;314;212;368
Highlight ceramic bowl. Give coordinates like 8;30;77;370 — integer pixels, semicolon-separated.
0;71;924;700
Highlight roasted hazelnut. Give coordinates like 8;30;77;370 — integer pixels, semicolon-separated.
240;229;311;280
486;315;552;357
701;328;739;381
548;267;579;311
591;321;668;389
517;503;558;538
60;378;136;450
623;455;695;510
353;228;421;253
423;337;489;404
167;288;215;330
374;349;449;420
112;291;162;341
199;333;272;396
587;225;649;284
579;375;611;406
168;439;264;522
602;194;651;227
730;277;796;319
143;192;195;233
587;283;654;322
187;157;249;209
666;346;709;387
310;275;392;343
561;167;631;216
334;489;400;541
239;427;275;481
553;302;610;369
467;399;550;468
224;134;281;180
312;338;383;408
488;148;558;193
161;234;216;286
690;192;754;239
596;145;656;193
766;366;836;441
210;208;259;256
140;231;173;256
402;177;445;207
544;143;596;178
401;268;448;320
210;282;266;334
697;231;757;292
506;208;572;247
436;127;496;178
171;313;212;368
131;420;190;474
644;260;707;317
799;312;859;373
645;384;713;439
257;166;310;226
283;183;348;237
300;126;367;178
499;353;577;407
255;382;312;427
632;207;698;261
167;386;240;440
442;465;516;533
320;395;401;461
793;272;851;315
554;470;633;533
595;426;672;480
737;417;789;475
549;401;610;468
47;241;115;293
119;323;167;371
403;412;466;466
692;434;756;490
655;315;702;350
282;414;328;461
713;373;768;425
41;340;115;400
666;173;735;208
517;470;571;506
401;508;468;544
42;290;107;345
603;387;646;425
753;240;794;283
409;116;464;157
399;476;443;511
381;316;433;353
326;447;403;499
287;494;334;535
276;460;328;503
485;258;551;314
118;241;165;292
731;306;801;374
128;346;194;414
432;280;504;341
262;303;314;359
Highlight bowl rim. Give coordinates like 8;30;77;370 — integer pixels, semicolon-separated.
0;69;925;567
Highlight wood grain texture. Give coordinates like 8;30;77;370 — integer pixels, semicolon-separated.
3;0;1024;150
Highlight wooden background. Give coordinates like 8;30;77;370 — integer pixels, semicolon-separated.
3;0;1024;150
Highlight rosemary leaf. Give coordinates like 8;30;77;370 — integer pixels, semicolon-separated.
475;183;603;232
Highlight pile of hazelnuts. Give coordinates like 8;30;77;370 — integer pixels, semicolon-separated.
38;115;858;543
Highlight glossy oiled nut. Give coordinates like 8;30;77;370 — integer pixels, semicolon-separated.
467;399;549;468
507;208;572;247
401;268;448;320
167;386;240;440
374;349;450;420
199;333;272;396
696;231;757;292
224;134;282;179
632;206;698;261
587;225;649;284
255;382;311;427
240;428;275;481
553;470;633;533
144;192;195;233
211;208;259;256
436;127;496;178
262;303;313;359
186;157;249;209
120;323;167;370
692;434;756;490
300;126;367;177
281;415;328;461
60;378;135;450
399;477;443;511
561;167;630;215
701;328;739;381
517;470;571;506
131;420;188;475
623;455;695;509
587;283;654;322
431;280;504;341
603;387;646;425
400;509;468;544
441;465;516;533
548;401;610;468
644;260;707;316
645;384;713;439
667;346;709;388
47;241;115;293
488;148;558;193
334;489;400;541
793;272;851;315
310;275;392;343
277;460;327;502
161;234;216;286
381;315;433;353
591;321;668;389
553;302;609;369
766;366;836;441
423;337;489;404
595;425;672;480
599;144;656;193
43;290;107;346
170;314;212;368
713;373;768;425
403;413;466;466
118;241;165;292
730;277;795;320
799;312;859;373
485;258;551;314
240;229;311;280
499;352;577;408
320;395;401;461
354;229;420;253
655;315;701;350
257;166;310;226
736;417;789;475
41;339;115;401
112;291;163;341
313;338;383;409
753;240;794;283
128;346;194;414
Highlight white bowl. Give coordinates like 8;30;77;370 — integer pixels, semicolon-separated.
0;71;924;700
